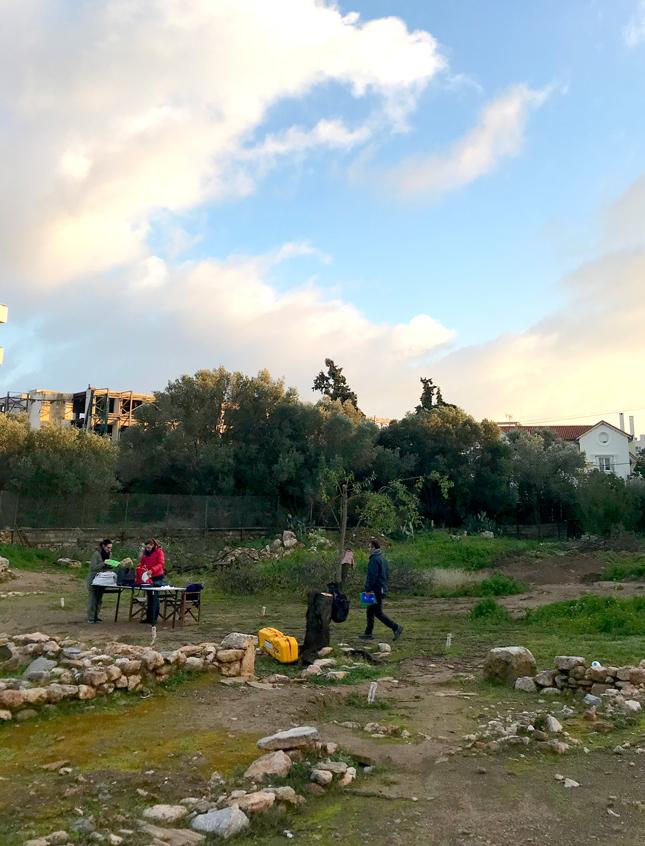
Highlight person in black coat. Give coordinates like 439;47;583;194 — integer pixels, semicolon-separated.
359;540;403;641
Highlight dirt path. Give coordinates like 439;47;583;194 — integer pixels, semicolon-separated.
2;562;645;844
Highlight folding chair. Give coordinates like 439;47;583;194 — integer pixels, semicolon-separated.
128;588;148;622
182;583;204;625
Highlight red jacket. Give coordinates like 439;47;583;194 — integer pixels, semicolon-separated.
135;547;165;584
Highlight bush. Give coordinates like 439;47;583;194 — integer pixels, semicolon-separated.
470;598;511;623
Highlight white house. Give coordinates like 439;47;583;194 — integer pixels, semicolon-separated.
498;419;635;480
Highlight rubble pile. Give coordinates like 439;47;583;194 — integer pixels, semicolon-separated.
0;631;257;721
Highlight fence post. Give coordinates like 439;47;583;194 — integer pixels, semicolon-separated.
203;498;208;538
12;493;19;530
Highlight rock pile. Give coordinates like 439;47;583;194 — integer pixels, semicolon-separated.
214;530;303;568
188;724;358;837
0;556;16;583
511;654;645;701
484;648;645;703
0;630;257;721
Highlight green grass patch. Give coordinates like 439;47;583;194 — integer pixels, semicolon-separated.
387;531;547;572
600;552;645;581
437;572;526;598
525;594;645;636
0;544;70;573
470;597;511;623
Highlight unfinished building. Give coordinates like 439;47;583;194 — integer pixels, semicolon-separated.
71;387;153;441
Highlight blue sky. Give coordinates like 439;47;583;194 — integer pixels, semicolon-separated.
1;0;645;424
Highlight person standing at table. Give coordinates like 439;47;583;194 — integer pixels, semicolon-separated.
135;538;165;625
87;538;113;624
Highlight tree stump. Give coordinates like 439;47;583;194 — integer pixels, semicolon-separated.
301;591;333;665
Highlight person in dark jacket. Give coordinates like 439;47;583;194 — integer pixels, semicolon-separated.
359;540;403;641
87;538;112;624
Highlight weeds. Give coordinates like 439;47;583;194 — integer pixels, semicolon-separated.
470;598;511;623
525;595;645;636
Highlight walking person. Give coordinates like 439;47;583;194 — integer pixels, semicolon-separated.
135;538;165;625
87;538;113;624
359;540;403;641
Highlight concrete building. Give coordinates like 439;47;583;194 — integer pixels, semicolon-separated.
71;387;153;441
0;385;153;442
498;416;637;480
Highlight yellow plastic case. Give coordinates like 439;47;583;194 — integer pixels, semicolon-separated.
258;626;299;664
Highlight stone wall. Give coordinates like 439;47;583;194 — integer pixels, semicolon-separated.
0;631;256;722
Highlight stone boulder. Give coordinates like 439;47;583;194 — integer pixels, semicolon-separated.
142;804;188;824
554;656;586;671
483;647;537;686
139;823;205;845
24;656;57;682
220;632;258;650
257;726;320;751
244;750;292;781
233;790;275;814
514;676;537;693
191;806;250;838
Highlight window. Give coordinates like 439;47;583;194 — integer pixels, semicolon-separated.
598;431;609;444
598;456;613;472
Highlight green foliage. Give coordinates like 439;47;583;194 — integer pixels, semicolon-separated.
577;472;645;535
440;572;525;598
392;531;541;571
359;491;398;535
600;553;645;581
470;598;511;622
0;415;117;497
312;358;359;407
525;595;645;636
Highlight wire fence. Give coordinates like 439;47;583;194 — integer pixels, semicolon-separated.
0;491;280;535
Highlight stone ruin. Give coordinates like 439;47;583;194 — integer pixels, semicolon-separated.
483;645;645;700
0;630;256;722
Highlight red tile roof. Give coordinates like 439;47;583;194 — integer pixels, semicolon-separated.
497;423;593;441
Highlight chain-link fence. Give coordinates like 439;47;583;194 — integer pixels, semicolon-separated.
0;490;280;534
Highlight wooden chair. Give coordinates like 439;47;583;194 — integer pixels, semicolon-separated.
182;583;204;625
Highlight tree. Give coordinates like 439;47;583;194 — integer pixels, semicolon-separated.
415;377;454;413
312;359;359;408
3;418;118;497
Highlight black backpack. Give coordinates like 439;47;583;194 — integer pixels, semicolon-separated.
327;582;350;624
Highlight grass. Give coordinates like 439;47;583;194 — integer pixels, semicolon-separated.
385;531;548;572
435;572;526;598
524;594;645;636
0;544;78;573
600;552;645;581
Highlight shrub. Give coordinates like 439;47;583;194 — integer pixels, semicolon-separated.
601;553;645;581
432;570;525;598
470;598;511;623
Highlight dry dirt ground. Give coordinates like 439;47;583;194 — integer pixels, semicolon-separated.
1;559;644;845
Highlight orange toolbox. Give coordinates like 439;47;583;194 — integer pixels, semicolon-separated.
258;627;299;663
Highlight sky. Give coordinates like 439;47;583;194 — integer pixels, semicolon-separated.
1;0;645;428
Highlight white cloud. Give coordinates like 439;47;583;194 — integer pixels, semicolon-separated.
0;244;455;418
624;1;645;46
380;85;550;200
433;245;645;424
0;0;443;286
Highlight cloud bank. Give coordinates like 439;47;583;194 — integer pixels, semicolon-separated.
0;0;443;286
378;85;550;201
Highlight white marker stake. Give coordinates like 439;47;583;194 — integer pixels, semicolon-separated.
367;681;378;704
445;632;452;650
150;626;157;646
261;606;266;616
60;597;65;608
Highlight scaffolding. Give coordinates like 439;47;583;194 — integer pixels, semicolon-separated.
72;386;153;441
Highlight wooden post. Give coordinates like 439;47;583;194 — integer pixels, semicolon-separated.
338;483;348;582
